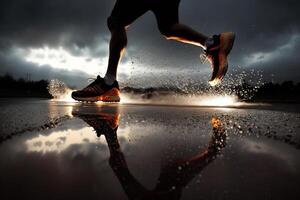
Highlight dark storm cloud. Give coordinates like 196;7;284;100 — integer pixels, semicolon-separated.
0;0;112;48
0;0;299;86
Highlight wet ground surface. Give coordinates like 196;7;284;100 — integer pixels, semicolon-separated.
0;99;300;200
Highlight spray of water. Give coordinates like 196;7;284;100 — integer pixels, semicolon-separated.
120;66;264;104
47;79;74;102
48;67;265;106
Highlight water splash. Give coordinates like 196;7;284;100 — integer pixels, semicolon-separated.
119;93;243;107
48;67;264;106
47;79;75;102
121;66;264;101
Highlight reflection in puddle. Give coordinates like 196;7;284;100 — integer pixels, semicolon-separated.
26;127;95;153
71;105;227;199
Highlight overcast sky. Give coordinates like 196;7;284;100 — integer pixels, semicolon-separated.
0;0;299;88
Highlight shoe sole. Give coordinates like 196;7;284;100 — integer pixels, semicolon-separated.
73;88;121;103
209;32;235;86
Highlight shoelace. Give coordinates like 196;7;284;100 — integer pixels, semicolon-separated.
87;77;97;83
200;51;209;64
87;75;102;83
84;76;101;91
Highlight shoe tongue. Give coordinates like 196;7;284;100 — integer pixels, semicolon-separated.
96;75;105;83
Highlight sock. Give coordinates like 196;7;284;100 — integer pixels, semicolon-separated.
204;37;215;50
104;74;116;85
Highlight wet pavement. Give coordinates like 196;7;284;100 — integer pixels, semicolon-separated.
0;99;300;200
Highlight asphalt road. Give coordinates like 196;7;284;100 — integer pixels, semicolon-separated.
0;99;299;200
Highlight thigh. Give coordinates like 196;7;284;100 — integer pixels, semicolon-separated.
151;0;181;28
108;0;149;28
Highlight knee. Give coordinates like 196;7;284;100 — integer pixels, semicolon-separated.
107;17;127;47
107;17;126;32
158;24;175;39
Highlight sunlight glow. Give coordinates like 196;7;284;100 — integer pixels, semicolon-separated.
198;95;238;107
25;46;105;75
24;46;134;77
120;93;240;107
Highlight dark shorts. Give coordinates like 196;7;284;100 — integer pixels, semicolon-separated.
108;0;181;30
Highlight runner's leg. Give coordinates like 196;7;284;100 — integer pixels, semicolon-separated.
105;27;127;84
153;0;235;86
105;0;149;84
153;0;208;49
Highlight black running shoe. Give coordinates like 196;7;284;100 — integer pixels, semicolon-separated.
202;32;235;86
71;75;120;102
72;105;120;137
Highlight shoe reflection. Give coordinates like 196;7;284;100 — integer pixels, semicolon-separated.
72;105;227;200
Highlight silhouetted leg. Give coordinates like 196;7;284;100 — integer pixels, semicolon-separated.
105;0;148;84
105;131;149;199
153;0;209;49
105;27;127;82
155;117;226;195
161;23;208;48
